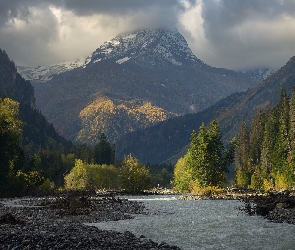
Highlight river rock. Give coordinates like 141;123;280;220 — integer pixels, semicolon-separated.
0;194;181;249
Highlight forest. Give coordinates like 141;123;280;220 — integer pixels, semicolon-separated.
235;88;295;190
0;98;171;197
2;87;295;197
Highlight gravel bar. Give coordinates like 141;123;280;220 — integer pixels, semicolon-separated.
0;195;181;249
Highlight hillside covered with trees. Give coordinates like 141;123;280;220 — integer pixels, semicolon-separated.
2;46;295;197
116;56;295;165
235;88;295;190
0;49;167;197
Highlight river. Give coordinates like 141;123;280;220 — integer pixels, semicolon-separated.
86;195;295;249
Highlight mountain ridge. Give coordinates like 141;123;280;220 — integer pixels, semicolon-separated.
115;56;295;164
25;28;256;144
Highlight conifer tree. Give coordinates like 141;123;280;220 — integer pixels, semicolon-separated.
177;120;230;190
206;120;226;186
234;121;250;188
192;123;209;186
260;107;278;178
249;111;266;167
273;89;290;170
248;111;266;189
94;133;115;165
289;86;295;162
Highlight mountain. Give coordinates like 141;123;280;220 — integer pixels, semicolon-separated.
116;57;295;164
0;49;72;155
27;28;256;145
17;58;88;83
241;68;277;84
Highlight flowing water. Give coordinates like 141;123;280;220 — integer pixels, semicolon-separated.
86;195;295;249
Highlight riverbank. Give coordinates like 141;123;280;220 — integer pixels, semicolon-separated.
178;188;295;225
239;190;295;224
0;194;180;249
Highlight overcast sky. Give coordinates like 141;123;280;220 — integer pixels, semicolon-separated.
0;0;295;71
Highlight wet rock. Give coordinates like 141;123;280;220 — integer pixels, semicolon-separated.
0;195;181;249
240;190;295;224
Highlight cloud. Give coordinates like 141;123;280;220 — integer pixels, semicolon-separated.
197;0;295;70
0;0;189;66
0;0;295;70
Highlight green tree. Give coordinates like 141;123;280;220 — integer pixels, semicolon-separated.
206;120;227;186
119;154;151;193
64;159;119;191
260;108;278;179
289;86;295;162
191;124;210;187
94;133;115;165
273;89;290;170
174;120;232;192
172;157;192;192
149;163;174;188
0;98;23;195
87;164;118;190
64;159;88;190
249;111;266;167
70;144;94;164
34;149;63;185
235;121;250;188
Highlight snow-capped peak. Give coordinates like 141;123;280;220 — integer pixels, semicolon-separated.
88;28;203;67
17;28;204;82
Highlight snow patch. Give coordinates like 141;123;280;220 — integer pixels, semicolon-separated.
116;57;130;64
93;58;102;64
104;48;113;54
123;34;137;40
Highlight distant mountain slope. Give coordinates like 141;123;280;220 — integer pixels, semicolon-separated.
30;28;255;144
0;49;72;155
116;57;295;164
76;95;177;144
17;58;88;83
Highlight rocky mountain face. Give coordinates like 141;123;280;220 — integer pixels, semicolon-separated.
23;28;256;144
116;57;295;164
0;49;72;155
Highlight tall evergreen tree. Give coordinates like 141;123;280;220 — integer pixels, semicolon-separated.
234;121;250;188
289;86;295;162
180;120;231;190
193;123;210;187
94;133;115;165
273;89;290;170
206;120;226;186
248;111;266;189
260;107;278;178
249;111;266;167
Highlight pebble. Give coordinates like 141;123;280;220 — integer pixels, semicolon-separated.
0;196;181;249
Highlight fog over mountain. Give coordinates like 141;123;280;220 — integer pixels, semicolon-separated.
0;0;295;71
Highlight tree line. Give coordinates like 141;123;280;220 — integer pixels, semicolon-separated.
235;88;295;190
0;98;172;197
4;88;295;197
172;88;295;193
172;120;235;193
